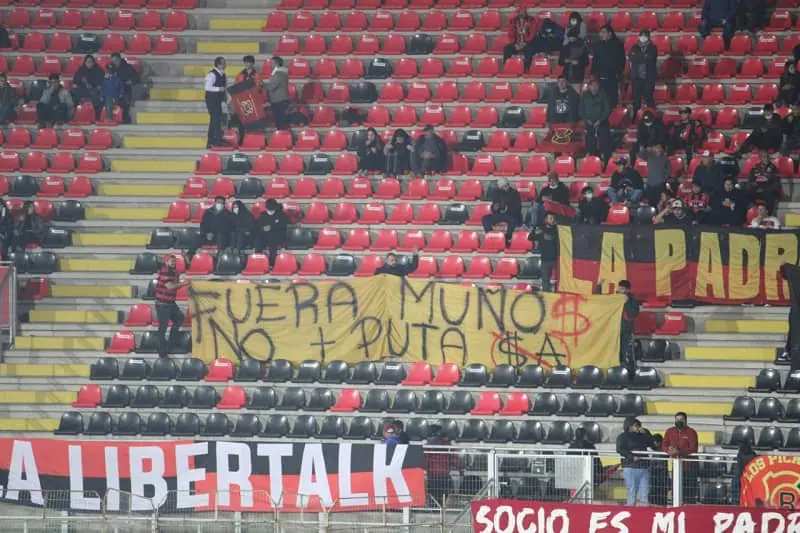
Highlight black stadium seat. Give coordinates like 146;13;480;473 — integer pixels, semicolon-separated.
756;426;784;450
295;360;322;383
486;421;517;443
361;389;390;413
445;391;474;414
147;228;174;250
54;200;85;222
349;361;376;384
236;177;264;199
559;393;588;416
723;425;755;449
26;251;58;274
285;228;315;250
203;414;232;437
490;364;517;387
321;361;349;384
517;421;545;444
643;340;670;362
749;368;782;393
90;357;119;380
131;252;160;275
603;366;631;389
173;332;192;354
578;422;602;444
173;413;201;437
231;414;262;437
725;396;756;421
174;228;202;249
530;392;559;416
84;412;113;436
783;399;800;423
437;419;460;442
630;367;661;390
247;387;278;410
588;394;617;416
517;365;545;388
389;390;418;413
751;397;784;422
161;385;190;409
265;359;293;382
215;252;244;275
10;175;39;196
115;412;142;436
459;420;488;443
345;416;375;440
376;362;406;385
406;418;429;441
328;254;356;276
783;428;800;451
55;411;83;435
543;421;573;445
261;415;290;438
442;204;469;225
616;394;645;417
235;358;263;381
516;257;542;280
573;366;603;389
291;415;319;438
178;358;207;381
142;413;171;436
137;331;161;354
190;386;218;409
103;384;130;408
279;388;307;410
307;389;335;411
783;370;800;393
150;358;178;381
460;364;489;387
319;416;346;439
130;385;160;409
545;365;572;388
42;228;72;249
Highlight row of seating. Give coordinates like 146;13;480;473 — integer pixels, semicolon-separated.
726;396;800;423
0;175;93;197
0;54;143;77
4;0;195;9
750;368;800;393
0;32;178;56
2;8;189;31
0;128;114;151
0;150;105;174
725;425;800;451
3;102;123;127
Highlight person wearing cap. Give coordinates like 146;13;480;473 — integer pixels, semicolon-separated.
631;110;666;162
580;79;612;167
693;150;726;195
578;185;608;224
710;177;747;226
748;150;782;215
502;7;538;71
382;423;399;445
558;27;589;85
591;25;626;108
653;198;694;226
738;104;784;155
668;107;706;162
628;30;658;119
154;254;190;358
608;157;644;204
483;178;522;245
254;198;288;267
749;203;781;229
529;172;570;228
546;76;579;125
529;212;559;292
412;125;448;175
700;0;737;50
265;56;290;131
200;196;233;251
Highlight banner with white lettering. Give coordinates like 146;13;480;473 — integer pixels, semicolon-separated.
471;499;797;533
0;439;425;512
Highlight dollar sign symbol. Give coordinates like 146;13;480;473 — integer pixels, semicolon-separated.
550;293;591;347
497;331;528;369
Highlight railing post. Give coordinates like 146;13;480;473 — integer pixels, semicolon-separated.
582;452;594;503
487;449;498;498
672;457;683;507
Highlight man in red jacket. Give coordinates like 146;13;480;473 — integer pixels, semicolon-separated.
661;411;699;504
502;7;538;72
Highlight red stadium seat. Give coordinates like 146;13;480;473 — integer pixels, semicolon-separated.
700;35;725;56
49;152;75;173
56;9;83;30
507;231;533;254
187;252;215;275
495;155;523;177
21;151;48;173
766;10;791;31
342;228;371;251
250;154;277;176
0;153;21;173
753;33;778;57
369;10;394;31
58;128;85;151
436;256;463;278
163;10;188;31
332;202;358;224
107;330;135;354
754;84;779;105
398;229;426;252
275;35;299;56
357;202;384;224
446;57;472;78
38;175;64;198
699;83;724;105
6;128;32;149
498;56;525;79
475;57;500;79
11;55;35;76
434;33;459;54
354;34;380;55
526;107;548;128
510;131;537;153
302;202;328;224
138;10;163;31
686;58;710;79
605;205;630;225
395;10;420;31
125;303;153;327
740;58;764;79
521;155;549;177
73;384;102;408
419;58;445;79
263;12;289;32
402;362;433;386
330;388;361;413
674;83;698;105
302;34;327;55
289;177;317;199
610;12;632;32
209;177;235;198
374;178;401;199
64;176;92;198
420;10;447;31
468;155;495;176
330;153;356;176
372;229;399;251
486;82;513;103
299;253;327;276
553;156;576;177
289;11;315;32
165;201;192;224
110;9;136;31
319;177;345;199
499;391;530;416
484;131;511;153
491;258;519;280
5;8;31;29
217;386;247;409
478;231;506;253
152;34;179;55
429;178;456;200
728;83;752;104
196;153;222;175
463;33;487;55
20;32;46;52
127;33;152;55
181;177;207;199
702;131;726;153
727;34;752;56
449;230;478;252
414;203;441;225
466;204;492;226
205;358;234;382
392;105;417;127
321;129;348;151
715;108;740;129
661;12;684;31
463;256;493;279
354;255;382;277
386;203;413;225
476;9;501;30
711;58;738;79
264;177;290;199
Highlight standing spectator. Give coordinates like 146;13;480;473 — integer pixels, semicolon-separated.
778;60;799;107
109;53;139;124
393;420;410;444
254;199;288;267
72;54;104;121
628;30;658;119
580;79;612;166
502;7;538;72
37;74;74;128
235;55;261;84
748;150;782;214
749;204;782;229
736;0;766;33
0;23;10;49
578;185;608;224
532;16;564;55
617;280;639;373
739;104;784;154
412;125;448;175
608;157;645;204
357;128;386;175
631;110;666;162
0;200;13;259
649;434;670;507
592;25;626;108
617;417;654;506
0;73;18;123
638;144;672;206
230;200;254;251
783;103;800;154
693;150;727;194
425;425;460;507
154;254;190;359
265;56;290;131
529;212;559;292
200;196;233;251
710;177;747;226
559;29;590;85
684;182;711;223
546;77;580;125
204;56;227;149
732;442;758;505
563;12;587;45
12;201;47;251
384;129;413;177
100;69;122;122
482;178;522;245
376;251;419;277
700;0;737;50
662;412;699;505
529;172;570;227
653;198;694;226
668;107;706;162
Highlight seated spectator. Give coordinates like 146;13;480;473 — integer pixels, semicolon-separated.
230;200;254;251
736;0;766;34
709;177;747;226
748;150;782;214
528;212;559;291
532;16;564;55
783;103;800;154
109;53;139;124
200;196;233;251
559;29;590;85
254;199;288;267
12;201;47;251
608;157;644;204
72;54;105;121
0;199;12;259
580;79;612;166
384;129;413;177
546;77;579;125
529;172;570;227
749;203;781;229
700;0;737;49
739;104;784;154
0;23;10;49
358;128;386;175
37;74;74;128
778;60;799;107
638;145;672;207
502;7;538;72
412;125;448;175
376;251;419;277
693;150;726;194
482;178;522;245
101;69;122;123
631;110;666;162
668;107;706;161
653;198;694;226
684;181;711;222
656;189;675;214
578;185;608;224
0;73;17;124
235;55;261;84
591;25;625;108
563;12;587;45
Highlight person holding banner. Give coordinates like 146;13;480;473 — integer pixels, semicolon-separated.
264;56;290;131
204;56;227;149
529;212;559;292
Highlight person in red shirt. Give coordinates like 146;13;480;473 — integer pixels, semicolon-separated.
235;55;261;85
684;181;711;223
661;411;699;504
502;7;538;72
154;254;190;358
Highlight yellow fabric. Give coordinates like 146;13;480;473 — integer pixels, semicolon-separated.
190;276;624;369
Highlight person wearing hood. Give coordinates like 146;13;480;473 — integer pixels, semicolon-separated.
739;104;784;154
37;74;74;128
204;56;228;149
628;30;658;119
577;185;608;224
254;199;288;267
358;127;386;175
12;201;47;251
616;417;653;506
532;16;564;55
563;12;586;45
700;0;737;49
265;55;290;131
709;177;747;226
580;78;612;165
668;107;706;162
502;7;538;71
72;54;105;121
109;53;139;124
631;110;666;162
591;25;626;108
230;200;255;251
558;28;589;85
200;196;233;251
412;125;448;175
547;76;579;125
384;128;413;176
779;60;799;107
608;157;644;204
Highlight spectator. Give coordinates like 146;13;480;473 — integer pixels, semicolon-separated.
384;129;413;177
668;107;706;162
154;254;190;359
357;127;386;175
749;203;781;229
748;150;782;214
616;417;654;506
693;150;726;194
783;103;800;154
736;0;766;34
559;29;590;85
393;420;410;444
382;423;399;445
700;0;737;50
617;280;639;373
631;110;667;162
684;181;711;223
662;412;699;505
254;199;288;267
530;172;570;227
532;16;564;55
0;73;17;124
578;185;608;224
638;144;672;206
568;426;605;486
591;25;626;108
109;53;139;124
100;69;122;123
425;424;460;507
608;157;645;204
376;251;419;277
653;198;694;226
580;79;612;166
710;177;747;226
204;56;227;149
0;23;10;49
546;76;579;125
656;189;675;214
200;196;233;251
412;125;448;175
12;201;47;251
731;442;757;505
739;104;784;154
72;54;104;121
563;12;587;45
0;199;13;259
230;200;254;251
265;56;290;131
778;60;799;107
37;74;74;128
502;7;538;72
529;212;559;292
482;178;522;245
628;30;658;119
235;55;260;84
649;434;669;507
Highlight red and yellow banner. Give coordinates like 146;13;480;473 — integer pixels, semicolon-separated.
740;455;800;509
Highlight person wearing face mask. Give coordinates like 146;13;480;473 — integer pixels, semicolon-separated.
616;417;653;506
531;16;564;56
580;79;612;166
738;104;784;155
748;150;782;215
502;7;539;71
591;26;625;108
200;196;233;251
528;212;559;292
230;200;255;251
709;177;747;226
563;12;586;46
778;60;799;107
577;186;608;224
384;128;413;177
631;110;666;163
546;76;579;125
72;54;105;121
358;127;386;175
628;30;658;120
662;412;699;505
559;28;589;85
254;198;288;267
700;0;737;50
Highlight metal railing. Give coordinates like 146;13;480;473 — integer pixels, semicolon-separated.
0;262;16;361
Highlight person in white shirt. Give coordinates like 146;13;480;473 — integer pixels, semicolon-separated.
204;56;227;148
749;204;781;229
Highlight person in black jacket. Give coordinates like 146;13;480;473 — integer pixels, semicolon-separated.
200;196;233;251
783;103;800;154
693;150;726;194
558;29;589;85
546;77;579;125
0;73;17;124
628;30;658;119
608;158;645;204
529;172;570;227
739;104;785;154
532;16;564;55
616;416;654;506
700;0;737;50
412;126;448;175
110;53;139;124
482;178;522;245
392;420;410;444
376;251;419;277
736;0;766;33
229;200;254;251
592;25;626;108
577;186;608;224
649;434;670;507
384;128;413;177
72;55;105;121
617;280;640;373
779;60;799;107
254;199;288;267
748;150;782;214
668;107;706;161
0;199;15;258
529;212;558;291
358;127;386;175
709;177;747;226
13;201;47;251
631;110;666;162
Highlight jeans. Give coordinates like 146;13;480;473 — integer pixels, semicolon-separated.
271;100;290;131
624;467;649;506
155;301;184;357
607;187;643;204
528;203;544;228
481;213;517;240
104;96;115;121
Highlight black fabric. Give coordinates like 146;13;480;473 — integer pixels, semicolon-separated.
780;264;800;371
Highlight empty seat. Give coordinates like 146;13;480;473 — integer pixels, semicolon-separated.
616;394;645;417
261;414;290;438
588;393;617;416
559;393;588;416
460;419;488;442
345;416;376;440
350;361;377;384
84;412;114;436
517;421;545;444
230;414;262;437
725;396;756;421
752;397;784;422
416;390;446;414
90;357;119;380
55;412;84;435
178;358;207;381
756;426;784;450
518;365;545;388
160;386;190;409
530;392;559;416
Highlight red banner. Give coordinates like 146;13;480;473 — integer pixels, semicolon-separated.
471;499;795;533
227;78;268;131
741;455;800;509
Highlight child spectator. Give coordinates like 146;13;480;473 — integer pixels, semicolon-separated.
101;69;122;122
